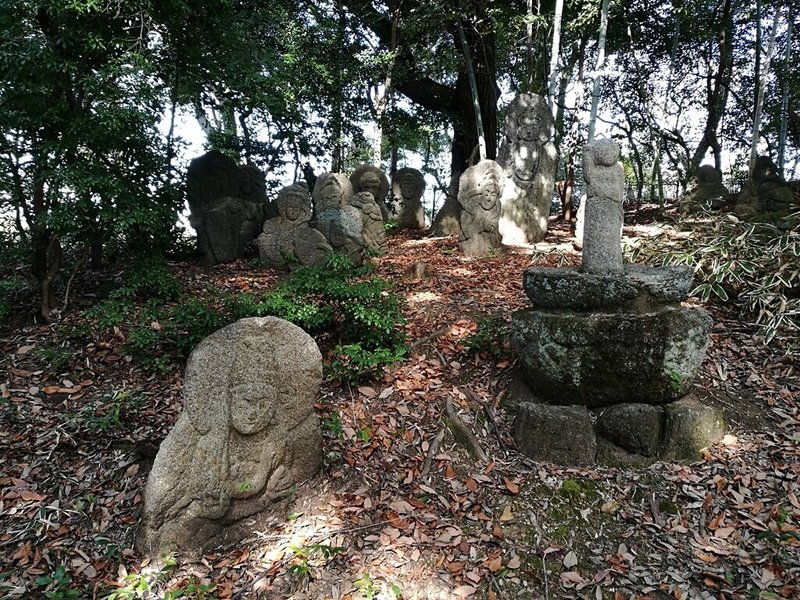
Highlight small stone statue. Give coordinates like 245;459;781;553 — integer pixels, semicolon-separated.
255;183;332;269
392;168;426;230
350;191;387;251
497;93;557;244
736;156;795;218
581;140;624;274
681;165;729;213
137;317;324;554
350;165;390;220
458;160;506;257
194;196;246;265
312;173;366;264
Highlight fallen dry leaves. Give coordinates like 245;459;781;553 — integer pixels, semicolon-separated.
1;218;798;599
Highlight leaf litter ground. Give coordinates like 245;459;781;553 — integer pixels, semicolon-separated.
1;214;798;600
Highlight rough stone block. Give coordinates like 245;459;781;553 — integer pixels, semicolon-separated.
661;396;725;460
595;403;664;456
514;403;596;466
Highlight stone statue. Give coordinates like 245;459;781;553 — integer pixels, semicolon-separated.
312;173;366;264
238;165;277;242
681;165;729;213
581;140;624;274
350;191;387;251
736;156;796;219
350;165;390;220
458;160;506;256
255;183;332;269
194;196;246;265
497;93;558;244
137;317;324;554
187;150;240;217
392;168;426;230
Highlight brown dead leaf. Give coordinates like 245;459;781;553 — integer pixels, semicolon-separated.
503;477;519;494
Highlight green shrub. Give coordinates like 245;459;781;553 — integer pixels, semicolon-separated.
463;314;511;358
110;255;181;303
0;276;26;324
627;209;800;346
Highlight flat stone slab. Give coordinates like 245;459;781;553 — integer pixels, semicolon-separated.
511;306;712;407
523;265;694;310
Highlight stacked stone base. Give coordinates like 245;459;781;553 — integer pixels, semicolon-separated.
509;265;725;466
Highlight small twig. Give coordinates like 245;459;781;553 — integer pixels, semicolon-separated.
421;429;446;477
409;325;449;354
461;387;505;448
444;398;488;464
62;257;83;312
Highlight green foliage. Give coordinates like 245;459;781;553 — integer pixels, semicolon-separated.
287;543;346;579
329;343;407;384
321;411;344;439
110;256;182;303
353;572;375;600
463;314;511;358
67;390;144;433
627;210;800;347
35;565;80;599
0;276;26;325
36;346;74;372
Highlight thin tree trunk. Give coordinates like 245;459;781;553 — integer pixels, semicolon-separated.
457;17;486;161
750;6;781;174
587;0;610;143
372;9;399;164
547;0;565;113
779;5;794;175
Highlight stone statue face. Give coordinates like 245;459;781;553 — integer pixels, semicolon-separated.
321;178;344;209
229;381;275;435
477;175;501;210
359;173;381;199
399;175;420;198
280;194;308;222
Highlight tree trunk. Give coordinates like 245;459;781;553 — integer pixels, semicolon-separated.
690;0;734;174
372;9;399;164
547;0;565;114
457;17;487;162
779;5;794;175
750;6;781;175
587;0;610;143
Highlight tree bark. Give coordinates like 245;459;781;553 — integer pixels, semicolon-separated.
690;0;734;174
749;6;781;175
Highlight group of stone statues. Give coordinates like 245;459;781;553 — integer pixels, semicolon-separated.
187;92;561;265
187;155;428;267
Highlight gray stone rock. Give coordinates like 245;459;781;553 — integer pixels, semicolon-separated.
350;192;387;251
497;93;557;244
523;267;638;309
430;195;462;237
196;196;246;264
350;165;390;220
736;156;796;218
238;165;274;242
458;160;505;256
312;206;366;265
623;265;695;304
511;306;712;407
595;403;664;456
187;150;240;216
255;183;331;269
594;438;653;468
392;168;426;230
313;173;354;214
582;140;625;274
661;396;725;460
514;402;596;466
137;317;323;554
681;165;729;213
523;265;695;311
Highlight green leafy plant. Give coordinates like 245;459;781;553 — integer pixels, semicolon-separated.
36;346;74;372
0;276;25;325
321;411;344;438
35;565;80;599
110;255;182;303
328;343;407;384
353;572;376;600
463;314;511;358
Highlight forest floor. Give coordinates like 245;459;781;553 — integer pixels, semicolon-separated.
1;208;799;600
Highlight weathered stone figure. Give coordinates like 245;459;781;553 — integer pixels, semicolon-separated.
581;140;625;274
350;191;387;250
681;165;729;213
392;168;427;230
187;150;240;216
458;160;505;256
736;155;796;218
312;173;366;264
255;183;332;269
238;165;276;242
497;93;558;244
137;317;324;554
350;165;390;220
